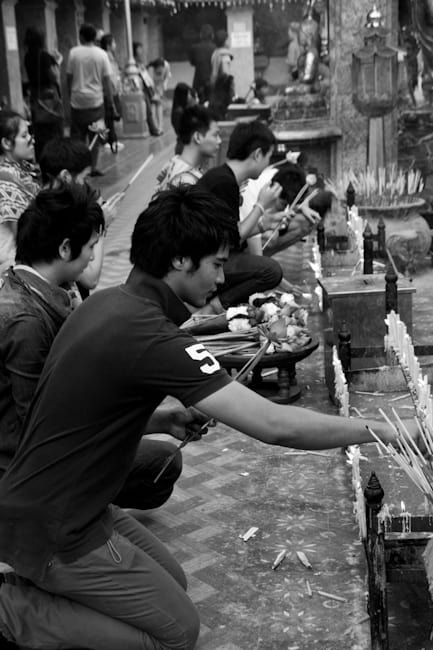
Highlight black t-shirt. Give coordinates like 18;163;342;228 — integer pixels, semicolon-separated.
197;163;242;250
0;275;231;581
25;50;58;95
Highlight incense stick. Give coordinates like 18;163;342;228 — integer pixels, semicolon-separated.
262;184;312;251
153;338;272;483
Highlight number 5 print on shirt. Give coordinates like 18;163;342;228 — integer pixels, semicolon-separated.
185;343;221;375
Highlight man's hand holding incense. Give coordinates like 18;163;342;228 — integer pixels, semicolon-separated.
145;398;210;442
298;204;321;227
368;417;428;454
257;181;282;211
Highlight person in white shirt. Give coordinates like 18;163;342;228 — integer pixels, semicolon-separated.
66;23;114;177
240;158;330;257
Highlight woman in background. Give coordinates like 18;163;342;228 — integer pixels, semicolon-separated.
0;111;40;271
148;57;171;134
24;27;63;161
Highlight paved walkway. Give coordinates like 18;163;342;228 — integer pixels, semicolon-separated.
88;133;433;649
92;130;175;291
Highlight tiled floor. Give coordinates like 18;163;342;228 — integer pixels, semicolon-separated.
92;131;433;649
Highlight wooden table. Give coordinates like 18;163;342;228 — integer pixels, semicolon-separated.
219;338;319;404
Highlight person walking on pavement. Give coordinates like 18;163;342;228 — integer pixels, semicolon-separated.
66;23;115;177
133;42;163;137
189;24;215;103
100;33;123;153
210;29;233;86
23;27;64;162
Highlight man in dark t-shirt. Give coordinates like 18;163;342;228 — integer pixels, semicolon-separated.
197;120;284;314
0;187;407;649
189;24;215;103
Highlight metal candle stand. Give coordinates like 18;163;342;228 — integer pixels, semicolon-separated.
363;472;433;650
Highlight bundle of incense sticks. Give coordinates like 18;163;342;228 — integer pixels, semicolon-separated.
153;333;273;483
332;347;367;538
385;311;433;431
368;409;433;505
332;346;349;417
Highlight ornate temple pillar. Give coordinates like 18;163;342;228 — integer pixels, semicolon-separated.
0;0;22;111
226;6;254;98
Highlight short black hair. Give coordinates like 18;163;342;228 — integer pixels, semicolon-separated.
272;162;306;205
16;184;104;265
149;57;165;69
215;29;228;48
133;41;142;58
178;105;217;145
39;138;92;185
200;24;214;41
79;23;97;43
100;33;114;51
130;185;237;277
254;78;269;92
0;111;26;153
24;27;45;51
226;120;276;161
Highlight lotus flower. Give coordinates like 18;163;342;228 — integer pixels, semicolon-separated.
228;318;251;332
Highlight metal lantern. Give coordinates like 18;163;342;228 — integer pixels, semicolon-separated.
351;6;398;118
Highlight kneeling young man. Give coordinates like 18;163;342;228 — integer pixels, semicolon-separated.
0;187;403;650
0;184;103;478
155;104;221;192
196;120;285;314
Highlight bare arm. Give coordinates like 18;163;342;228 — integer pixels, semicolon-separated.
194;381;394;449
102;74;114;107
238;182;283;241
66;73;72;100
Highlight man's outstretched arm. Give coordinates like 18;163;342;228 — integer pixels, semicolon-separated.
194;380;396;450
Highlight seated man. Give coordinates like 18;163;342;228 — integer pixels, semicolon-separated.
240;160;331;257
196;120;285;313
0;184;103;479
155;105;221;192
0;186;404;650
7;139;186;512
39;136;116;297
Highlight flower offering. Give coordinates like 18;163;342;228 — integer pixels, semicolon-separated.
226;292;311;353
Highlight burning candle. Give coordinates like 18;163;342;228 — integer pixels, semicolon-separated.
400;501;411;534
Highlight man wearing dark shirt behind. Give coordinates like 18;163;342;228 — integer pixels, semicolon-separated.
197;119;284;314
189;24;215;103
0;184;103;477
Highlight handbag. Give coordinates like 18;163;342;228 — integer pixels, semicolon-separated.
33;52;64;124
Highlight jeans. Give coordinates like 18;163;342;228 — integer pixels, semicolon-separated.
217;250;283;308
70;105;104;172
0;507;199;649
114;438;182;510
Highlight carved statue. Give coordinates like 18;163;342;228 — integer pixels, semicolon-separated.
286;6;329;94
